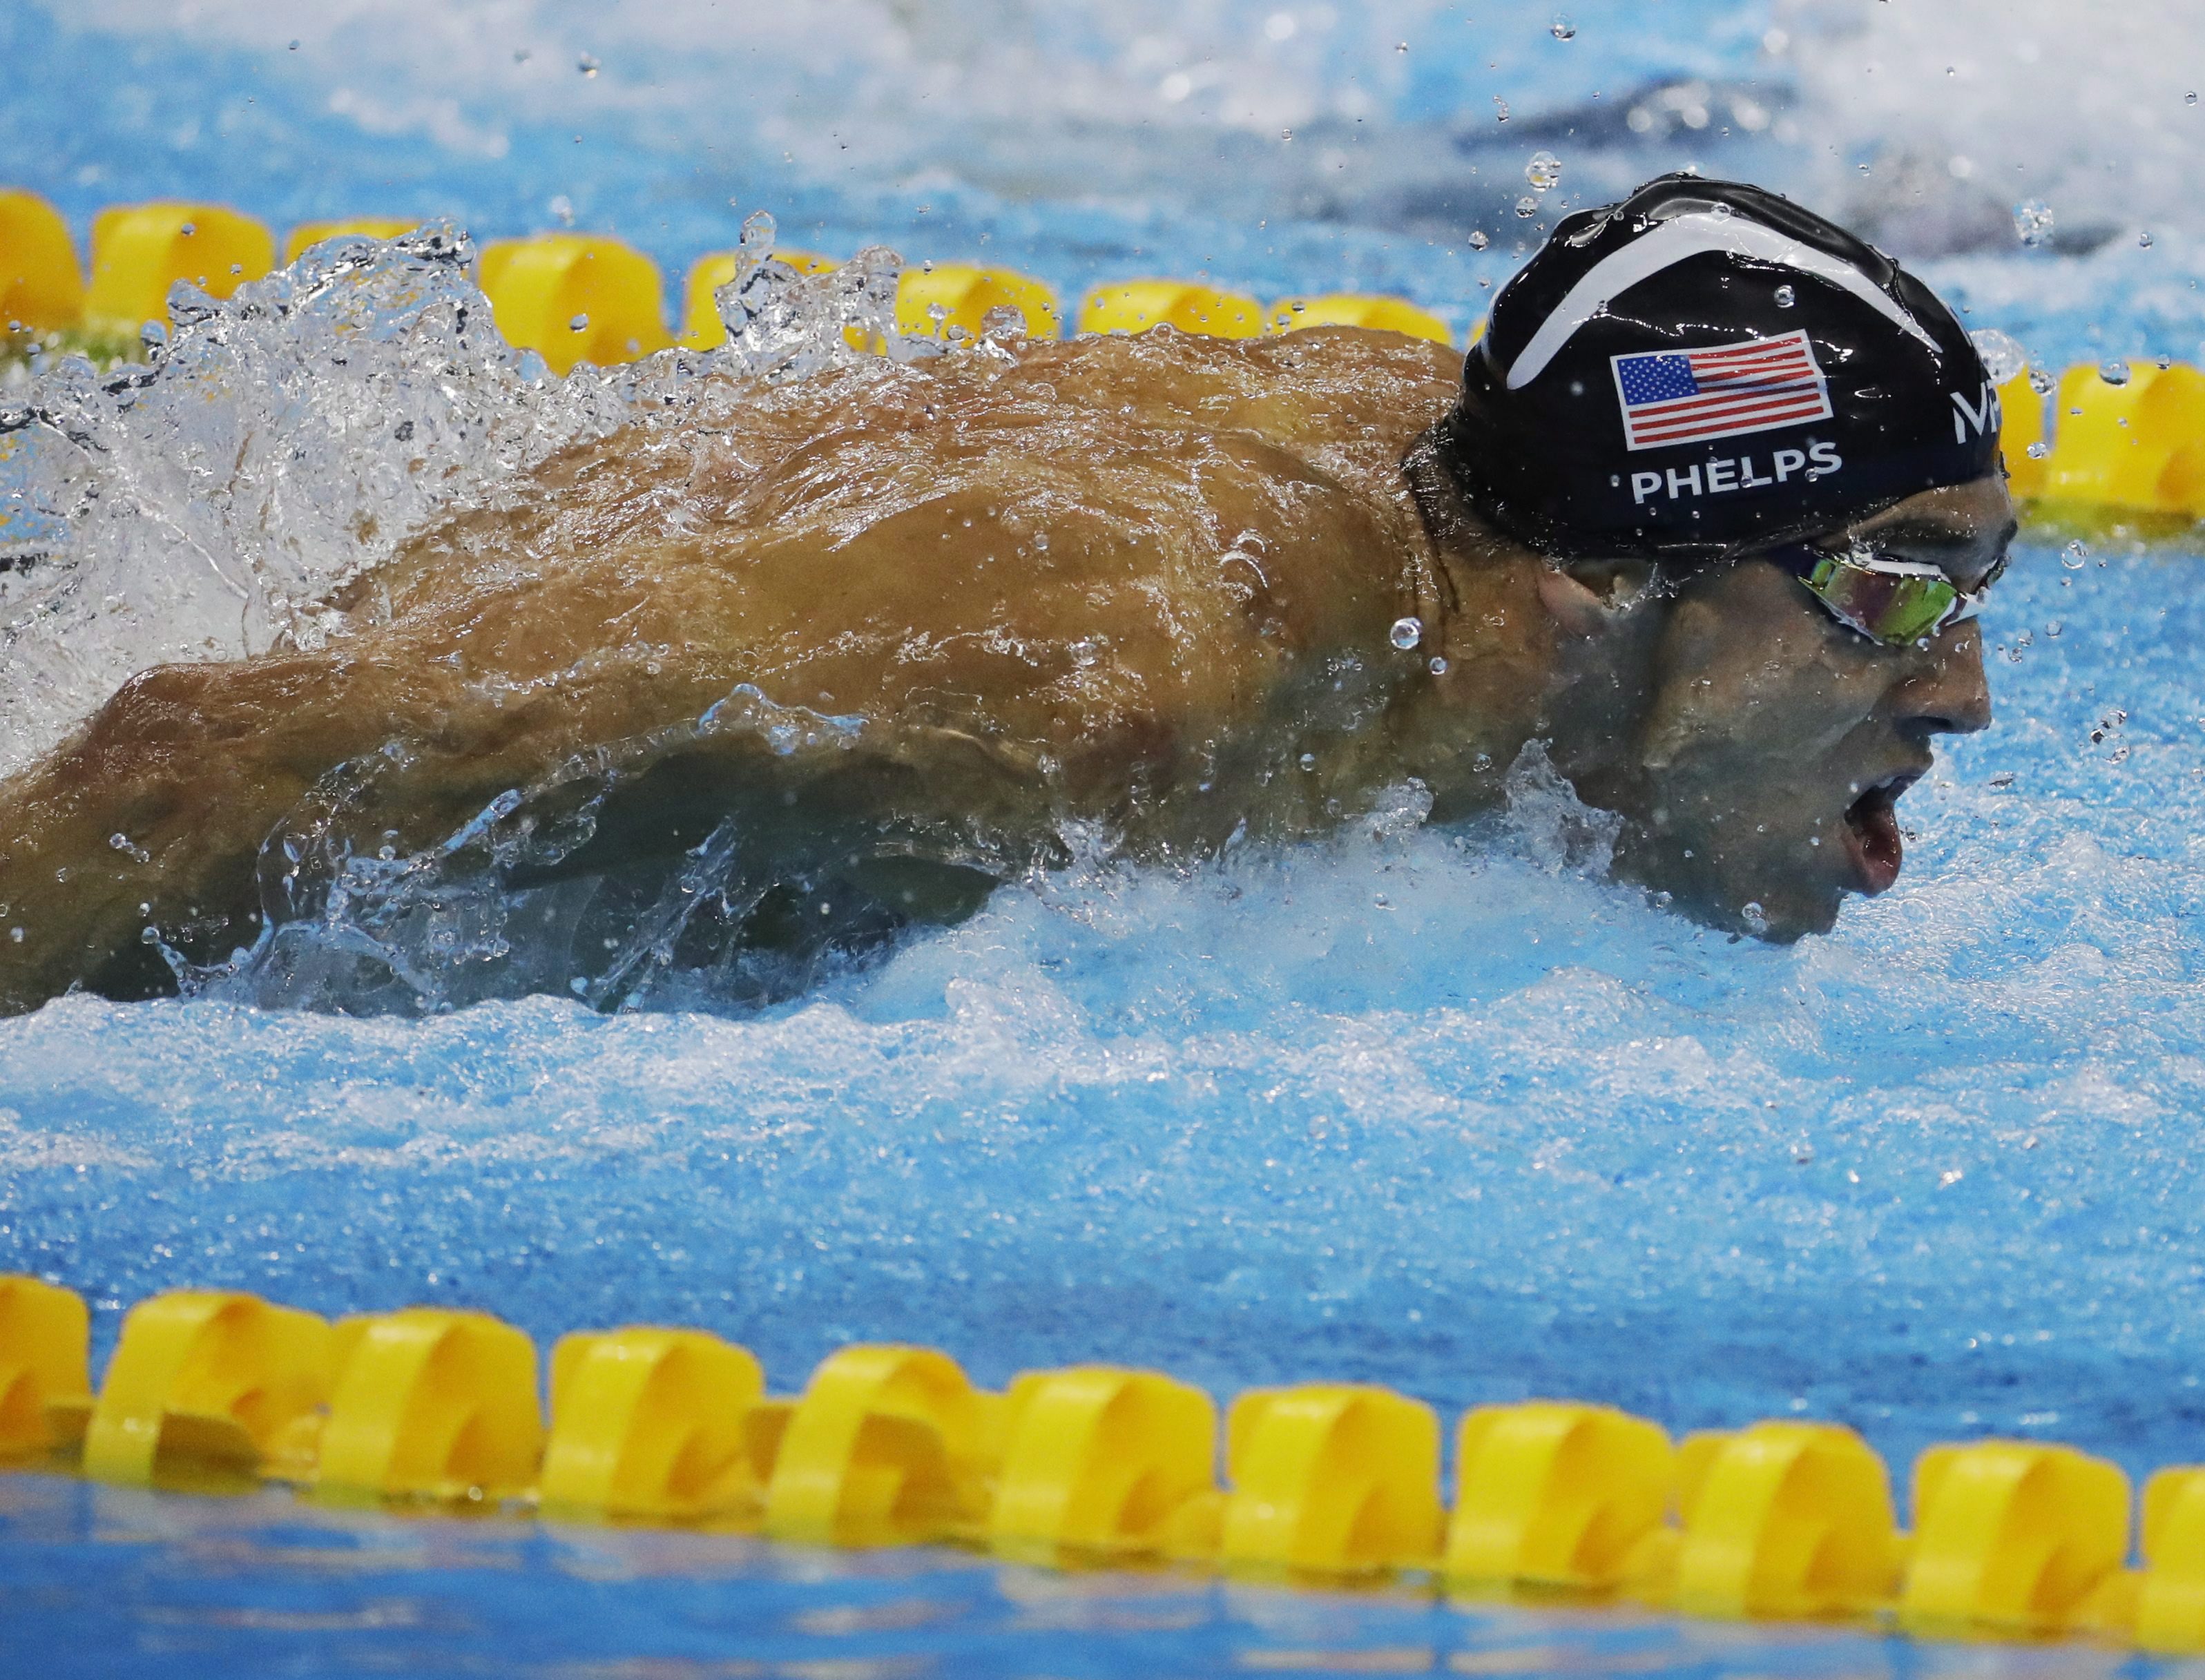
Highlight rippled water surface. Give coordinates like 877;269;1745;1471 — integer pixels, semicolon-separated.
8;541;2205;1674
3;536;2201;1453
8;1472;2179;1680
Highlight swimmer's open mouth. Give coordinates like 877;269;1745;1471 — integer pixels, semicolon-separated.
1841;769;1920;896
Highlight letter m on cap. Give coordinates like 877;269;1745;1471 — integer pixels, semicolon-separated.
1952;380;2001;443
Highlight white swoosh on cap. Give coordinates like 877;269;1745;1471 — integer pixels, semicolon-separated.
1503;210;1941;390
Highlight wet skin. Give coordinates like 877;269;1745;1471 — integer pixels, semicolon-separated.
0;327;2009;1011
1601;481;2009;938
1396;458;2009;940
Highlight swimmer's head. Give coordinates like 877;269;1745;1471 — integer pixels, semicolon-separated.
1441;174;2002;565
1568;474;2008;940
1434;175;2013;938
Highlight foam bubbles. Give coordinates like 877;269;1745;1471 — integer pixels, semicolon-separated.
0;229;644;778
0;226;918;782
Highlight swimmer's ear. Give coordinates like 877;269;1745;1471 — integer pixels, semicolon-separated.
1537;561;1659;638
1537;568;1608;637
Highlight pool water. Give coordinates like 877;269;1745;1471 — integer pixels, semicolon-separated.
6;541;2205;1674
0;1474;2177;1679
9;1;2205;1674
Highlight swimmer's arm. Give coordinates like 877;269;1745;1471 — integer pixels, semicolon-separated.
0;632;1059;1012
0;655;449;1010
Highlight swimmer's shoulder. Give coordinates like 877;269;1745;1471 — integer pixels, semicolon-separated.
1020;325;1458;465
1021;320;1456;398
1253;322;1462;387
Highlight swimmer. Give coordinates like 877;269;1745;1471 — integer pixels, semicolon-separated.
0;175;2010;1013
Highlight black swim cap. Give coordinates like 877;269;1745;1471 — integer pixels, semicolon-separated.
1441;175;2002;566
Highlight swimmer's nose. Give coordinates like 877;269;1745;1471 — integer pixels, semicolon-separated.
1895;625;1993;738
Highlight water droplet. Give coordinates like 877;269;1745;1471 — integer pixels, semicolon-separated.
548;194;575;227
287;38;299;50
2062;540;2090;570
577;52;600;77
1514;195;1540;218
1550;16;1576;39
1525;150;1563;191
2099;358;2131;387
1970;328;2028;383
1773;284;1795;309
568;313;590;333
1395;40;1409;53
1298;751;1318;771
2026;441;2050;459
2140;230;2156;249
2028;367;2054;395
2012;199;2054;248
1467;230;1490;251
1280;128;1293;142
1427;655;1450;675
1389;615;1424;650
1493;96;1510;122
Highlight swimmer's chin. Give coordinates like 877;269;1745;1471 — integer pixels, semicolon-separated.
1666;886;1846;944
1610;829;1853;943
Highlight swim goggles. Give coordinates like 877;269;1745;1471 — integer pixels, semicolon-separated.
1770;543;1999;648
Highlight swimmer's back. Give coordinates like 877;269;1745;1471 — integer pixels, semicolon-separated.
356;325;1462;773
0;327;1463;1013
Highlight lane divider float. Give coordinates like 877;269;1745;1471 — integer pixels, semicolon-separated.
678;247;838;349
0;189;84;334
476;233;673;376
3;1272;2204;1656
1077;278;1265;338
84;201;272;339
282;218;420;264
1267;293;1454;344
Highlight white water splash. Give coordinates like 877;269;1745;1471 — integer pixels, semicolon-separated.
0;220;921;781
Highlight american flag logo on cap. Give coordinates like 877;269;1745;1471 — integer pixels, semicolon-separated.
1610;330;1833;451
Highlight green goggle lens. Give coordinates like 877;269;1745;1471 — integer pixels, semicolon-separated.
1780;547;1981;648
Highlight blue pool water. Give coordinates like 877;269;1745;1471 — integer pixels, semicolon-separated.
0;1475;2169;1680
6;539;2205;1674
10;1;2205;1673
